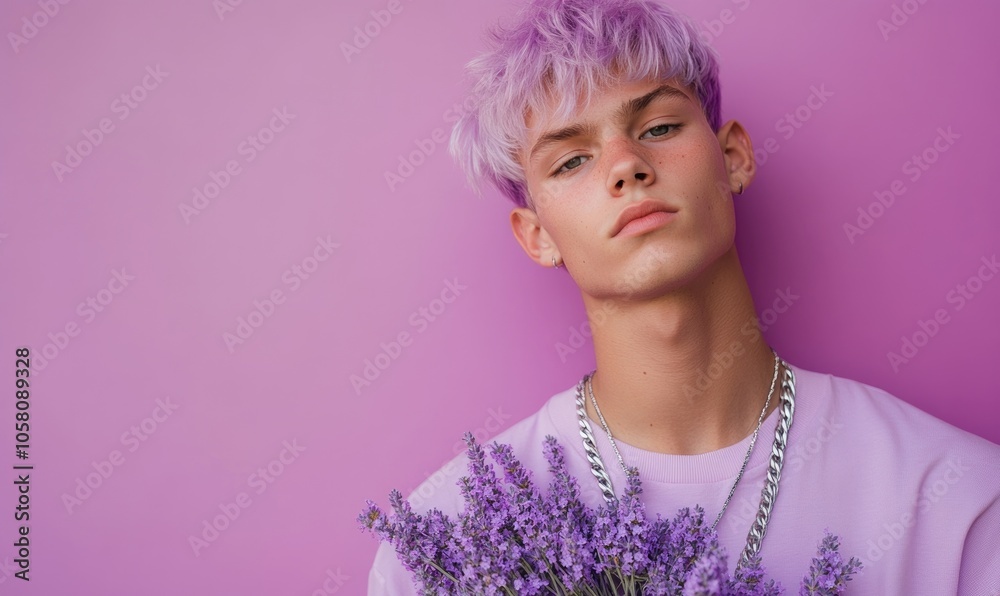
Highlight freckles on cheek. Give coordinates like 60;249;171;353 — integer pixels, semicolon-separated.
658;154;686;169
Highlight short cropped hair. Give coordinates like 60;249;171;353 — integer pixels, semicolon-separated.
448;0;722;210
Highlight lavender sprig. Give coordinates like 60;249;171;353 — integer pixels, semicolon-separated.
541;434;601;592
359;433;863;595
799;531;863;595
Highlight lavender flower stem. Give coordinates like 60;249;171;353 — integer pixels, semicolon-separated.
360;435;863;596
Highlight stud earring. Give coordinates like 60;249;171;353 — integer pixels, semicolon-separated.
551;256;562;269
737;181;744;195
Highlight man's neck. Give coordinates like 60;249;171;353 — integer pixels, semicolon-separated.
581;248;782;456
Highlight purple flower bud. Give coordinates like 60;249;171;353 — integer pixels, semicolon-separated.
358;434;864;596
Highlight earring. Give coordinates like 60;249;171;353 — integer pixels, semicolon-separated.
737;181;744;195
552;256;562;269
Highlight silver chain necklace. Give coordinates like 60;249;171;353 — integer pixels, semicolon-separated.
588;351;779;532
574;351;796;569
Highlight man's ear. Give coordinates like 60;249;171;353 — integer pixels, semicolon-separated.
716;119;756;194
510;206;560;267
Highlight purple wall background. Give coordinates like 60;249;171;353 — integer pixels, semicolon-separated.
1;0;997;593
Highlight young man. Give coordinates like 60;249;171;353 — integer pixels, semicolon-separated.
368;0;1000;592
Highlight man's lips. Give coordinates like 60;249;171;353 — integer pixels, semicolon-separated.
611;199;679;237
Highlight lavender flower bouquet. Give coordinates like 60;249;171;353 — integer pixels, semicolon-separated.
359;432;861;595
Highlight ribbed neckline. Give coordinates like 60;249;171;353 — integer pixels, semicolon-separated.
547;362;820;485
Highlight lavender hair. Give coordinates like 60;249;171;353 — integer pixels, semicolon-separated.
448;0;722;210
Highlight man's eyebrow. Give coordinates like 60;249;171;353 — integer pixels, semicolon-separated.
612;83;691;124
527;84;691;166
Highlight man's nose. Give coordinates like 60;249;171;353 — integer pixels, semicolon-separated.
607;139;654;193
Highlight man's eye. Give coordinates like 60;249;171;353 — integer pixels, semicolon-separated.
640;123;680;139
553;155;587;177
550;124;680;177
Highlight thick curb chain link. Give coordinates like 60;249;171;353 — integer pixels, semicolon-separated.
739;363;796;569
574;361;797;571
575;380;617;502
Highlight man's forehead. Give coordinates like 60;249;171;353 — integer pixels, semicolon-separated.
526;75;694;125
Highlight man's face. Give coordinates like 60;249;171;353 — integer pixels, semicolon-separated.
516;75;743;301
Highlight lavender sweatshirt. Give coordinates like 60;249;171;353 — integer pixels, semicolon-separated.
367;362;1000;594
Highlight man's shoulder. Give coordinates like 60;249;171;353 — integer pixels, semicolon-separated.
787;366;999;594
793;363;1000;495
803;364;998;451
